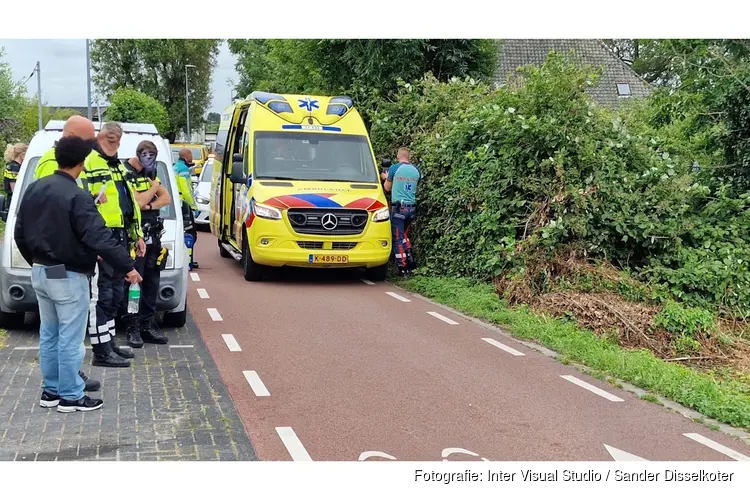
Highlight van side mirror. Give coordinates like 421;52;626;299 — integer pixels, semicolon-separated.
0;193;7;222
233;153;243;163
230;161;247;184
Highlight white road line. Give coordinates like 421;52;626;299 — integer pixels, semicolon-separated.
13;346;39;350
276;427;313;461
560;375;624;402
243;370;270;397
604;444;648;461
190;273;200;282
386;291;411;302
361;279;375;286
207;308;223;321
169;345;195;349
222;334;242;352
197;288;209;299
683;433;750;461
482;338;525;356
359;451;397;461
427;311;459;325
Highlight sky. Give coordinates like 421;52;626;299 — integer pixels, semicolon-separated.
0;39;239;114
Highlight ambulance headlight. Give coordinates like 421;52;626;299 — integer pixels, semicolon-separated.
11;239;31;269
372;207;390;222
252;200;282;220
161;241;175;269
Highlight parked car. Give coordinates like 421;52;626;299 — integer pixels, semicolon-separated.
0;121;189;328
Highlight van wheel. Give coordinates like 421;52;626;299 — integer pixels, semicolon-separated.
0;310;25;329
242;235;264;282
162;308;187;328
365;264;389;282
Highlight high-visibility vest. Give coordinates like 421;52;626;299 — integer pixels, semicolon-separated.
80;152;143;241
34;147;59;180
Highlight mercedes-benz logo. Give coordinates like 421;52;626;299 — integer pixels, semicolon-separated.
321;213;338;230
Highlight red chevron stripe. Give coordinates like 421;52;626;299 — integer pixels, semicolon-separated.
345;197;377;210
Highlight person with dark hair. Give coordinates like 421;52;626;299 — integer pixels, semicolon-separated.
119;140;171;347
14;136;142;413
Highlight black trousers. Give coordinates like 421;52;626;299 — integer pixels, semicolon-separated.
119;241;161;324
89;229;128;353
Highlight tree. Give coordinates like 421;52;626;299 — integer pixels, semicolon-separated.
228;39;498;119
104;88;170;134
90;39;220;139
0;48;27;152
206;112;220;123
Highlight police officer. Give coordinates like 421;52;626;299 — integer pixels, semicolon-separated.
4;143;27;207
120;141;171;347
382;147;421;276
83;123;146;367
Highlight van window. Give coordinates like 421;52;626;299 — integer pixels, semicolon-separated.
199;159;214;182
254;132;378;183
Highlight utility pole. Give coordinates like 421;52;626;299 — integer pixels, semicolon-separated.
185;64;196;141
86;39;93;121
36;61;43;131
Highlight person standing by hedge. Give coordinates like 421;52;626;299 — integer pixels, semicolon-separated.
382;147;420;276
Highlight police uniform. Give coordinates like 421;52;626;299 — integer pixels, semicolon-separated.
174;159;198;270
120;161;169;346
81;146;143;367
3;159;21;207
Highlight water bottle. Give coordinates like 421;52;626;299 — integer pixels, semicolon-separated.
127;283;141;314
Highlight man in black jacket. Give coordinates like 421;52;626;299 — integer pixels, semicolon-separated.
14;136;142;413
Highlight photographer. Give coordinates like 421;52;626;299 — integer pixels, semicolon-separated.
120;141;171;347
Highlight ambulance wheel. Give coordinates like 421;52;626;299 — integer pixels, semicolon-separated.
219;239;231;258
365;264;388;282
163;308;187;328
0;310;25;329
242;236;264;282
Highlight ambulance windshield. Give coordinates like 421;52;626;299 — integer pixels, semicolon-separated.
253;132;378;183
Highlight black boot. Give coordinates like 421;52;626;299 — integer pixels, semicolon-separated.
126;319;144;348
92;342;131;368
110;334;134;359
78;370;101;392
141;318;168;344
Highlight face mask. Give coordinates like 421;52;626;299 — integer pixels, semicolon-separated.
140;151;157;169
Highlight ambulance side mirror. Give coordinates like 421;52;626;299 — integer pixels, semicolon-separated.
230;161;246;184
232;153;243;163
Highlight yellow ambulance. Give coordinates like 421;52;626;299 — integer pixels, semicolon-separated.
209;92;391;281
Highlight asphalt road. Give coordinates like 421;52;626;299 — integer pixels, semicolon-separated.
187;233;750;462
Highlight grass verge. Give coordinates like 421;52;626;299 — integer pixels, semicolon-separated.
395;275;750;430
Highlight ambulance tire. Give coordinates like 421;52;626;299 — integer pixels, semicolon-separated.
219;239;231;258
365;263;388;282
242;235;264;282
162;308;187;328
0;310;25;329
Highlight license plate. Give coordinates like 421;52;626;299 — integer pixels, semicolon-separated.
309;254;349;264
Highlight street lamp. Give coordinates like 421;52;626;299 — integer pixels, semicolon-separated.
185;64;196;141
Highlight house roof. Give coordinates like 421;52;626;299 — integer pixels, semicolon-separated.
493;39;651;109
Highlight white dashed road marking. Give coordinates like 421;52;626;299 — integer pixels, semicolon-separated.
276;427;313;461
222;334;242;352
427;311;459;325
361;279;375;285
386;291;411;302
197;288;209;299
683;433;750;461
482;338;525;356
604;444;648;461
560;375;624;402
190;273;200;282
207;308;223;321
359;451;397;461
243;370;270;397
169;345;195;349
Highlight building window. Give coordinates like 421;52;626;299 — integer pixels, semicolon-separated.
617;83;632;98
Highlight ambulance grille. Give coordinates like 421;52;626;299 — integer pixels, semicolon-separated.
288;209;368;235
297;241;324;249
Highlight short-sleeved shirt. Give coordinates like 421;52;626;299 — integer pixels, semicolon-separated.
387;162;421;205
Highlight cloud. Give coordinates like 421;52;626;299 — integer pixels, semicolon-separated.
0;39;238;113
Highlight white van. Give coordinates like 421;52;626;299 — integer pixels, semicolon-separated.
0;121;189;328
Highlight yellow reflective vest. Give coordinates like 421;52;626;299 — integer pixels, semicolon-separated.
34;147;59;180
80;152;143;241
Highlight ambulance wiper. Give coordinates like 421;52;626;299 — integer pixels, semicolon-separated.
260;176;298;180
